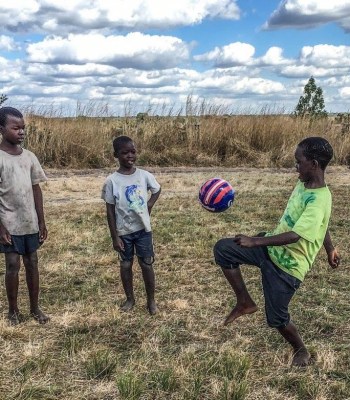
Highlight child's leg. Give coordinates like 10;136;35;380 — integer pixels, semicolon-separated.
260;261;309;366
138;257;157;315
214;238;266;325
120;259;135;311
134;230;157;315
221;268;258;325
278;322;310;367
22;251;50;324
4;252;22;324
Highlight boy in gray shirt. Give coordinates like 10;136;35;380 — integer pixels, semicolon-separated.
0;107;49;325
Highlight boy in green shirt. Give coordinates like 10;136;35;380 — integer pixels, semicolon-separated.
214;137;340;367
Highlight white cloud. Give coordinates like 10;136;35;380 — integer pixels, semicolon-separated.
26;63;117;78
300;44;350;67
339;87;350;98
264;0;350;31
26;33;190;70
280;65;336;78
195;43;293;70
194;72;284;95
0;0;240;33
0;1;39;31
86;87;106;100
41;84;82;95
194;42;255;67
259;47;291;66
0;35;20;51
273;44;350;80
0;57;22;82
324;75;350;87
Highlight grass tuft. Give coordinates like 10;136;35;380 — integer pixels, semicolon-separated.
83;350;118;380
116;373;144;400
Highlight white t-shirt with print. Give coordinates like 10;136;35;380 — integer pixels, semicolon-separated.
101;168;161;236
0;149;47;235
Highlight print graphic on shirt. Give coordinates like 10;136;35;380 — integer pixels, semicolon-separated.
303;192;316;205
284;214;295;228
283;188;316;228
270;247;298;270
125;184;145;212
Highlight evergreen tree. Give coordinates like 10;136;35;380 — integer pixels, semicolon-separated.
294;76;327;118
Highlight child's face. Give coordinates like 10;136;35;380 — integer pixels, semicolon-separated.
295;145;314;182
116;141;137;169
0;115;25;146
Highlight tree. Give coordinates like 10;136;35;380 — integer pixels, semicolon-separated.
0;93;8;106
293;76;327;118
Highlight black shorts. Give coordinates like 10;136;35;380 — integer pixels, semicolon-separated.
118;229;154;262
0;233;41;256
214;238;301;328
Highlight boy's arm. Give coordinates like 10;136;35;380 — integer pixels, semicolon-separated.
105;203;124;252
32;184;47;242
0;222;12;245
147;188;161;215
323;229;340;269
233;231;300;248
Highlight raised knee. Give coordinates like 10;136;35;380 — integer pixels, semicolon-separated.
213;238;227;256
214;238;232;263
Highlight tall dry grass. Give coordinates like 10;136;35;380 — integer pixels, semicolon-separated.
22;101;350;168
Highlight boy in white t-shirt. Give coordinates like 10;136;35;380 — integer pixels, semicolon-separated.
0;107;49;325
102;136;161;315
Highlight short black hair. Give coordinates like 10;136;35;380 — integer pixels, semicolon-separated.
0;107;23;127
113;135;133;154
298;136;333;170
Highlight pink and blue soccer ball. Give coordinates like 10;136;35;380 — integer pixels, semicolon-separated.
198;178;235;213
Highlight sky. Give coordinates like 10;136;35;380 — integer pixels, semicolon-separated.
1;0;350;116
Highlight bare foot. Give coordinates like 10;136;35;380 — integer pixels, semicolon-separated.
147;301;158;315
31;309;50;324
120;299;135;312
291;348;310;367
8;311;24;326
224;303;258;326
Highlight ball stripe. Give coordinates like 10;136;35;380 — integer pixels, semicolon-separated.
200;178;215;196
204;179;226;204
213;185;232;204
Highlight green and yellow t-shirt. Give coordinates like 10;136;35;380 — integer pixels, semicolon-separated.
267;180;332;281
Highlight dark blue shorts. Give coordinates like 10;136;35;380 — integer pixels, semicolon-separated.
119;229;154;262
0;233;41;256
214;237;301;328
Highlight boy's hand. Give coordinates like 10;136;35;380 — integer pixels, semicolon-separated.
233;234;256;248
39;222;48;243
0;225;12;245
113;237;125;252
327;248;340;269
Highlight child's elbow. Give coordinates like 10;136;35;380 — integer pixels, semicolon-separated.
290;233;301;243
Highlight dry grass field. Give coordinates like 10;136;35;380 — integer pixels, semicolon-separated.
23;112;350;169
0;166;349;400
